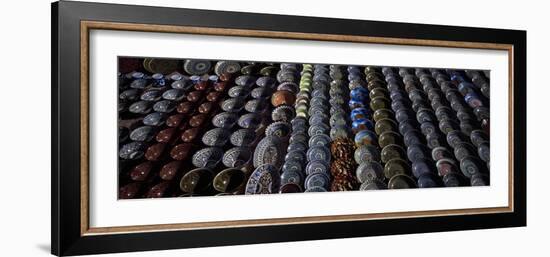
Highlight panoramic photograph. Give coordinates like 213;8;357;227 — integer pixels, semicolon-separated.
117;57;491;199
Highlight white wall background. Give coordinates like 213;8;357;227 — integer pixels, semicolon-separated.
0;0;546;256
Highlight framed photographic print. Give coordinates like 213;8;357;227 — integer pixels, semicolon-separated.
51;1;526;256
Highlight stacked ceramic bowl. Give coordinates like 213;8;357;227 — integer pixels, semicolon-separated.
119;70;185;198
201;72;256;195
466;70;490;99
443;70;489;185
403;69;460;187
280;64;312;193
328;65;357;191
246;63;297;194
392;68;442;188
302;65;333;192
375;67;417;189
118;63;229;198
426;69;475;186
176;72;245;195
456;70;490;172
345;66;382;190
356;67;394;189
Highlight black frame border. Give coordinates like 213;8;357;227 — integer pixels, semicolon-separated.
52;1;526;256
